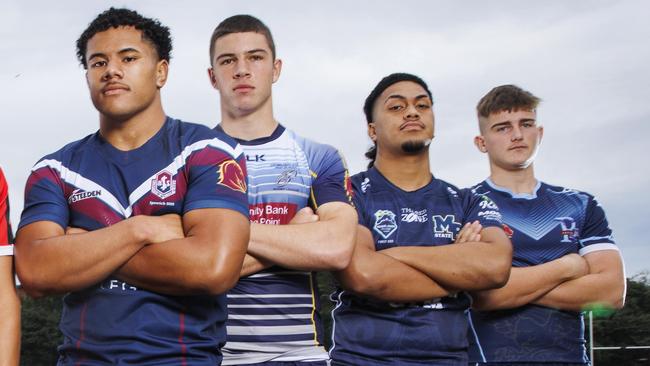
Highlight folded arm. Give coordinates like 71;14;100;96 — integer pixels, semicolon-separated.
116;208;249;295
534;249;625;312
15;217;156;297
336;225;449;302
246;202;357;271
471;253;588;311
0;256;20;366
381;226;512;291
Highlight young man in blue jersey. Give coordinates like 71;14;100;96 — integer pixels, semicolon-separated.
207;15;357;366
0;168;20;366
329;73;512;366
15;8;250;365
467;85;626;365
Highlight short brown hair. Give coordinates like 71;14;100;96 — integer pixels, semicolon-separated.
477;84;540;118
209;15;275;63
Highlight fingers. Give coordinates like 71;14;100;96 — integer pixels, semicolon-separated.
289;207;319;224
455;221;482;243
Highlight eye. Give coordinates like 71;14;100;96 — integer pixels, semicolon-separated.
123;56;137;63
495;125;511;133
388;105;404;111
416;103;431;110
250;54;264;61
89;60;106;68
522;121;535;128
220;58;235;66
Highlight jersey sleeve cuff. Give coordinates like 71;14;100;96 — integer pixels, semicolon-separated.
184;199;249;219
18;215;67;231
579;243;619;256
0;245;13;256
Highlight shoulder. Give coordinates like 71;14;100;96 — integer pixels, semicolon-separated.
33;134;96;170
541;181;596;204
350;171;371;194
170;118;242;157
288;128;341;161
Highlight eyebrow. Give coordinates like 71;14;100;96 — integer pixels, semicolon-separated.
87;47;141;61
383;94;430;104
215;48;269;61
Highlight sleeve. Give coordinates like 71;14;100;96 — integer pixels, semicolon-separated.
308;146;354;209
0;168;14;256
462;189;503;229
350;176;367;226
18;161;69;231
183;138;249;219
578;195;617;256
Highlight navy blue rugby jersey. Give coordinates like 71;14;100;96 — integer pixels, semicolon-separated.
19;117;248;365
216;124;353;365
329;167;503;366
467;179;618;364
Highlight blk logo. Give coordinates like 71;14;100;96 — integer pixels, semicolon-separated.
246;154;266;162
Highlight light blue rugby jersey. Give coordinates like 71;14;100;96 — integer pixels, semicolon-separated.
467;178;619;364
215;124;353;365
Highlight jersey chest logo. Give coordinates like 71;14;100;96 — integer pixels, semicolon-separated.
432;215;461;240
555;216;579;243
151;171;176;199
373;210;398;239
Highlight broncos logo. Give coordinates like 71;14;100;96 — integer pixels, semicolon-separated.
218;160;247;193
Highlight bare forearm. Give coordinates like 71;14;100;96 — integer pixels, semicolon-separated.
534;251;625;312
0;294;20;366
472;257;582;310
248;204;356;271
337;245;449;302
240;254;272;277
15;219;147;296
116;210;249;295
382;232;511;291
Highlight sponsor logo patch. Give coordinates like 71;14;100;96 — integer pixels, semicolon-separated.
401;208;428;223
432;214;461;240
373;210;398;239
68;189;101;204
555;216;579;243
277;169;297;186
218;160;247;193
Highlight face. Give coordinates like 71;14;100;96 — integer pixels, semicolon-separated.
474;109;543;171
368;81;434;156
208;32;281;117
85;26;167;122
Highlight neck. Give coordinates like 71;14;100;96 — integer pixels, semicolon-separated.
99;97;166;151
374;148;431;191
489;163;538;194
219;96;277;141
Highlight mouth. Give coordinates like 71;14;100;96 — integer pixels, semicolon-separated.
400;121;425;131
102;83;130;96
509;145;528;151
233;84;254;93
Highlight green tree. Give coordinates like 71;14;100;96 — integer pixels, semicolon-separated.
20;293;62;365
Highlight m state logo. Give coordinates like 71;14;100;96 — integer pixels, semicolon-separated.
218;160;247;193
151;171;176;199
432;214;461;240
373;210;398;239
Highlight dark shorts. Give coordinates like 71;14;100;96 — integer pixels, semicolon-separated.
238;362;328;366
471;363;588;366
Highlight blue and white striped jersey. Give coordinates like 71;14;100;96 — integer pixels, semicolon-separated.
216;124;352;365
468;178;618;364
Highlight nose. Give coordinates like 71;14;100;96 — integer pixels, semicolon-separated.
101;60;123;81
404;104;420;120
511;125;523;141
234;60;251;79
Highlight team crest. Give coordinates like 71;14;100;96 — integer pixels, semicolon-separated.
502;224;514;238
151;171;176;199
432;215;461;240
555;216;579;243
218;160;247;193
373;210;398;239
277;169;297;186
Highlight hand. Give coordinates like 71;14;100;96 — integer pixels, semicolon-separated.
289;207;319;225
455;221;482;243
559;253;590;280
140;214;185;244
66;227;88;235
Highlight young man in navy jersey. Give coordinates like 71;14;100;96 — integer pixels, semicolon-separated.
329;73;512;366
467;85;625;365
15;8;249;365
207;15;357;366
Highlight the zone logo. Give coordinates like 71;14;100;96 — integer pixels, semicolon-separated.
401;208;428;223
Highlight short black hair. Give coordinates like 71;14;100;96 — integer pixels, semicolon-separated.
363;73;433;123
76;7;172;69
209;14;276;63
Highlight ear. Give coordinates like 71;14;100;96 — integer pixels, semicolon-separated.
538;125;544;143
207;67;219;90
367;123;377;142
155;60;169;88
272;58;282;83
474;135;487;153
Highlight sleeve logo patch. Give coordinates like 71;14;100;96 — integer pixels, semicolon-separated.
218;160;247;194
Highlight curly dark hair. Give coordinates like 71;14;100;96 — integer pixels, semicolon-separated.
76;7;172;69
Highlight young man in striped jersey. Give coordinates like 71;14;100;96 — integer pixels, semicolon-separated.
15;8;249;365
207;14;357;366
467;85;626;365
0;168;20;365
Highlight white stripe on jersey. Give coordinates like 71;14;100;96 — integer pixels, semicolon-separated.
579;242;620;256
229;314;314;320
227;325;316;336
0;245;13;256
228;294;313;298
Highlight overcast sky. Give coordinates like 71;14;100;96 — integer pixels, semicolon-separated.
1;0;648;275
